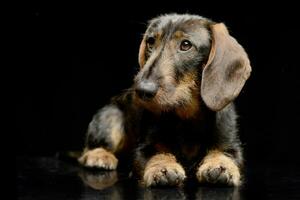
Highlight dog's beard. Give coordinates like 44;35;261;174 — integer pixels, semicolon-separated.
135;82;200;117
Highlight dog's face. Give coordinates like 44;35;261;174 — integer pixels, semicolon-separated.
134;14;251;116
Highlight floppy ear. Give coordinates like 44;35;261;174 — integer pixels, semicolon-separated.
201;23;251;111
138;37;147;68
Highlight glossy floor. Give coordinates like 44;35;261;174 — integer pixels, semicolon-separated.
17;157;300;200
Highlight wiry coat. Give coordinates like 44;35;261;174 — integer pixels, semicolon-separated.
79;14;251;187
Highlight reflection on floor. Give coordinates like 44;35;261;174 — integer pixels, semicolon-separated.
17;157;300;200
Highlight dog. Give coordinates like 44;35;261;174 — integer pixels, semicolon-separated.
78;13;251;187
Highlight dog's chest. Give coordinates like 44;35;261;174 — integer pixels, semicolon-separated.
157;113;208;139
141;112;213;161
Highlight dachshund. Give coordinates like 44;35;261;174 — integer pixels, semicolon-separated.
78;13;252;187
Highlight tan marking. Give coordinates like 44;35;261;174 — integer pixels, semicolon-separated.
174;31;184;39
78;148;118;170
97;106;125;153
153;31;162;48
143;153;186;187
196;150;241;186
108;115;125;153
111;128;124;153
138;37;146;67
174;72;200;119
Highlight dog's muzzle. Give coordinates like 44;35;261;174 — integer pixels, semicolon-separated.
135;80;158;101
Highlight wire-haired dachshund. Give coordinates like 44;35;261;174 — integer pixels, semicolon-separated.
78;13;252;187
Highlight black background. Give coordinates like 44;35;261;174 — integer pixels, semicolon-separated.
16;2;300;165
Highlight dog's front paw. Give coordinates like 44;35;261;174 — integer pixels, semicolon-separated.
196;151;241;186
144;163;186;187
78;148;118;170
143;154;186;187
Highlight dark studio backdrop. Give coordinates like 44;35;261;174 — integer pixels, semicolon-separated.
16;2;300;166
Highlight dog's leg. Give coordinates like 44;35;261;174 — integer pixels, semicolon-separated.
78;104;125;170
196;149;241;186
196;104;242;186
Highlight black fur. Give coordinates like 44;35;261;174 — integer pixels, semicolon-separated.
85;90;243;173
81;14;248;186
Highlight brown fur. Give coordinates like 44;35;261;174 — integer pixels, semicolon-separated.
138;38;147;67
135;69;200;117
201;23;251;111
110;122;125;153
78;148;118;170
154;143;171;152
174;72;200;119
143;153;186;187
196;150;241;186
80;14;251;188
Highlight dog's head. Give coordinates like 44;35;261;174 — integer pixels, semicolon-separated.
134;14;251;116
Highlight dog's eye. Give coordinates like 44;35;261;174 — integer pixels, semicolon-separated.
146;37;155;48
180;40;192;51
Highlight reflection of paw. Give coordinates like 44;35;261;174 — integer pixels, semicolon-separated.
196;151;240;186
78;170;118;190
78;148;118;170
143;154;186;187
144;188;186;200
196;187;240;200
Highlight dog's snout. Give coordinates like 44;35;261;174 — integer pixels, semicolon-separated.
135;80;158;100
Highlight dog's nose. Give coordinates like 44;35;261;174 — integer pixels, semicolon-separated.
135;80;158;100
